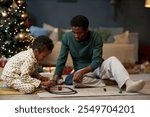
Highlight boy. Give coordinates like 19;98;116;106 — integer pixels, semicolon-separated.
1;35;56;94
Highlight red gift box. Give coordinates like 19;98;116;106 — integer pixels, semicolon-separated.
0;59;7;68
62;67;73;75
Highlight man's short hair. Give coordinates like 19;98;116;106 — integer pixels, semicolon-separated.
31;35;54;52
70;15;89;29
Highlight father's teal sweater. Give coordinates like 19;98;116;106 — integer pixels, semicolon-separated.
55;31;103;76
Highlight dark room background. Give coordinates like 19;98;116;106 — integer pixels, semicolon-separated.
26;0;150;61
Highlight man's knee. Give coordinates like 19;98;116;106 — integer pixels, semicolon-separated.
107;56;121;64
108;56;118;61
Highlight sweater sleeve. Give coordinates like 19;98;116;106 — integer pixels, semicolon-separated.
54;35;69;76
90;33;104;70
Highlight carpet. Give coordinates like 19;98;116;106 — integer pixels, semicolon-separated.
38;77;150;98
0;80;42;95
37;84;150;98
0;80;23;95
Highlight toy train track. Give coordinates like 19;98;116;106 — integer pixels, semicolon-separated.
45;86;78;95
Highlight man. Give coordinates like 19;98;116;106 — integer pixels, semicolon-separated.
53;15;145;92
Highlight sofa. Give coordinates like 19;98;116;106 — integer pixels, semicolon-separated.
29;23;139;67
103;31;138;64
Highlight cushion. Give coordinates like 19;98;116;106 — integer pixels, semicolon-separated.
103;43;135;64
43;23;56;31
43;23;59;44
114;31;130;44
58;28;71;41
29;26;51;37
40;41;61;66
91;28;111;43
58;29;65;41
100;27;124;43
39;41;73;67
43;23;71;42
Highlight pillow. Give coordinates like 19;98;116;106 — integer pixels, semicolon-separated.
43;23;71;42
29;26;51;37
58;28;65;41
100;27;124;43
58;28;71;41
40;41;61;66
114;30;130;44
91;28;111;43
43;23;56;31
39;41;73;67
43;23;59;44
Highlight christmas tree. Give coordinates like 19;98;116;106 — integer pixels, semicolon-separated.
0;0;34;58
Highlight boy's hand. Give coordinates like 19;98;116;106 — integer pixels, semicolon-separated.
41;80;56;87
48;80;57;87
40;76;49;81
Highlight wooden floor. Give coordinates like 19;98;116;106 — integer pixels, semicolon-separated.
0;74;150;100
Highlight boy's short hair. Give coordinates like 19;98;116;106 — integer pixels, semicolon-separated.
31;35;54;52
70;15;89;29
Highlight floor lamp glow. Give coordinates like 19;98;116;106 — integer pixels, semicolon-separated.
145;0;150;8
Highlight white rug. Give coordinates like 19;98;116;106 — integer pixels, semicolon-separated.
38;73;150;98
37;85;150;98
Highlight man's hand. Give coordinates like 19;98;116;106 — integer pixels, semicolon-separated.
73;69;84;83
73;66;93;83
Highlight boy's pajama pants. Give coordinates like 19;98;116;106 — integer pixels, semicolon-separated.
1;75;39;94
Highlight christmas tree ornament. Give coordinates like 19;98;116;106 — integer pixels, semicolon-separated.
17;0;24;6
21;11;28;19
25;19;31;28
15;0;26;7
15;32;25;40
4;40;11;45
1;10;8;17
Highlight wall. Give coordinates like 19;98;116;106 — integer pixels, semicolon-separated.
26;0;150;46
